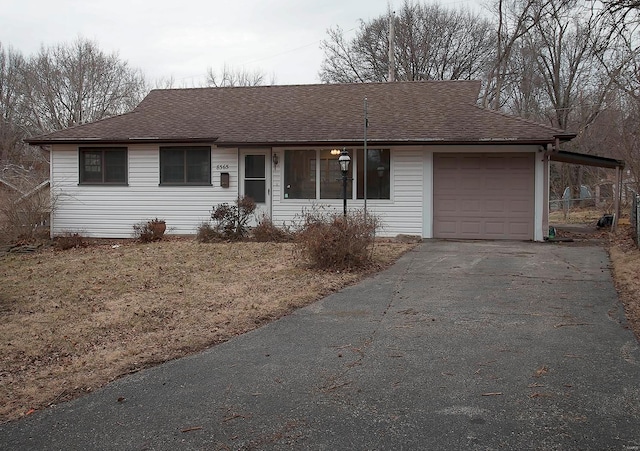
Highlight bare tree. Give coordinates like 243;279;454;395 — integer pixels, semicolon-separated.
528;1;605;130
21;37;147;134
0;43;27;164
319;0;495;83
206;64;272;87
481;0;546;109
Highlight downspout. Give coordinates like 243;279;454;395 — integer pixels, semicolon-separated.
612;165;623;233
543;141;558;240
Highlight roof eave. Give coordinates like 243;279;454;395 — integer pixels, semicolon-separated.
215;138;564;148
550;150;625;169
554;133;578;142
25;137;220;145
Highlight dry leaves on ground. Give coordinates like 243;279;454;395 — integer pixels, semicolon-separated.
608;225;640;340
0;239;415;422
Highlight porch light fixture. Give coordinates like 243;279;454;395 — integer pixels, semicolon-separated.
272;153;279;166
338;148;351;217
330;148;341;156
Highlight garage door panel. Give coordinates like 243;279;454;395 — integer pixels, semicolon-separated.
436;198;459;213
485;199;506;213
436;155;460;169
460;220;482;235
433;153;534;240
461;175;483;190
509;221;531;235
437;220;459;235
460;199;482;213
508;199;531;214
485;221;506;235
461;156;483;169
509;155;533;169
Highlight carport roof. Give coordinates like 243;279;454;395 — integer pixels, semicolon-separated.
26;81;574;146
550;150;625;169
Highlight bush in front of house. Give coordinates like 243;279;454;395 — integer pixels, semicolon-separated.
197;196;257;242
294;208;379;270
252;215;294;242
196;221;219;243
133;218;166;243
54;232;87;250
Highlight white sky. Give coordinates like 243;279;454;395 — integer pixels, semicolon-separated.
1;0;481;87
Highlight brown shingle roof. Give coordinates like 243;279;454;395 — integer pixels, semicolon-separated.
26;81;572;145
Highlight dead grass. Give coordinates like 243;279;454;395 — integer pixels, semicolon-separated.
608;224;640;340
549;207;607;225
0;238;415;423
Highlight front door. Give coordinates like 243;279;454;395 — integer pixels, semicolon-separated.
240;150;271;223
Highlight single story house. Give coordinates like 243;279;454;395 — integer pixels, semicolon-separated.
25;80;622;241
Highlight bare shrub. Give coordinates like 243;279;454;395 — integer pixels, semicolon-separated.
55;232;87;250
0;184;51;245
294;208;378;270
209;196;257;241
253;215;293;242
133;218;166;243
196;221;221;243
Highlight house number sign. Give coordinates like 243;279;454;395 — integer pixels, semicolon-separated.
216;164;230;170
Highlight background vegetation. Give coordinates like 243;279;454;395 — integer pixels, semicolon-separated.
1;0;640;233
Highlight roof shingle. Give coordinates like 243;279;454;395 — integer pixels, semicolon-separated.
27;81;572;145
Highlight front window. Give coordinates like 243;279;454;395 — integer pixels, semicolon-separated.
283;149;388;200
357;149;390;199
320;149;352;199
79;148;127;184
160;146;211;185
284;150;316;199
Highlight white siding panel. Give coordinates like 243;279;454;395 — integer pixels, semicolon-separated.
51;144;239;238
271;147;424;237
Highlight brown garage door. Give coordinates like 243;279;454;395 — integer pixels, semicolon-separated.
433;153;535;240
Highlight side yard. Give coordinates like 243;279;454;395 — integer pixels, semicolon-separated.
0;239;415;423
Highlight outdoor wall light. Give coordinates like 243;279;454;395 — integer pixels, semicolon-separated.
272;153;279;166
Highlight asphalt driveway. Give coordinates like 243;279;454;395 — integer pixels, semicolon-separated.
2;240;640;450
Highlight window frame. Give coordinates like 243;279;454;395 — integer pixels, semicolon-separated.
78;147;128;185
356;148;391;200
159;146;212;186
283;148;391;201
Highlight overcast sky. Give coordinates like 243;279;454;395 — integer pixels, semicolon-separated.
1;0;480;87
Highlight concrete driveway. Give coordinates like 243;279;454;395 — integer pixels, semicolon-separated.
2;240;640;450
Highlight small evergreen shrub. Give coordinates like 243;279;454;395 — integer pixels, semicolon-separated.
294;208;378;270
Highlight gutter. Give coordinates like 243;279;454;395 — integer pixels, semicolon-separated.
24;137;220;146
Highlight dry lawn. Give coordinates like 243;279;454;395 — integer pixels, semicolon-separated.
0;239;416;423
549;206;607;224
608;225;640;340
